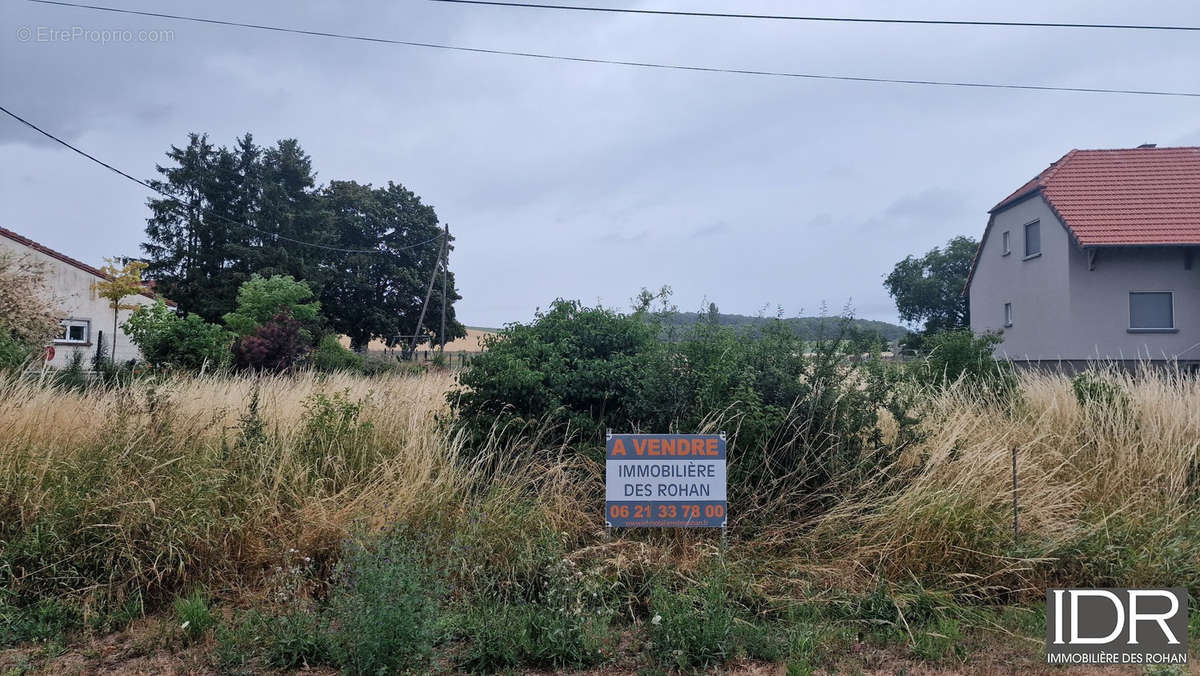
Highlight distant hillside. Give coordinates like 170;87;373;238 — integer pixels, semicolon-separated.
662;312;909;342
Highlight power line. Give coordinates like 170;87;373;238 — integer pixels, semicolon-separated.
25;0;1200;98
429;0;1200;32
0;104;444;256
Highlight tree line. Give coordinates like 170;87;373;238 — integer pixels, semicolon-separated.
142;133;465;351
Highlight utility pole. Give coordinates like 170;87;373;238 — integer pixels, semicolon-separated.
409;228;447;357
440;224;449;352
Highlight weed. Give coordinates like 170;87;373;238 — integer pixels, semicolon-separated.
86;592;143;635
262;610;330;669
325;527;440;674
456;559;615;671
0;598;79;647
173;589;216;643
646;570;738;669
213;613;262;674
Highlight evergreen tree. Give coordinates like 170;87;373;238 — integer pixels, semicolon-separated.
142;134;464;348
143;134;256;322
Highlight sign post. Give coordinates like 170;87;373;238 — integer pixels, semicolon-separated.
605;432;727;529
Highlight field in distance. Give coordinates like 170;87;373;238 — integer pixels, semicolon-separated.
338;326;496;353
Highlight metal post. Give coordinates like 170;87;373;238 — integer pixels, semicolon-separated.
720;430;728;550
605;428;614;540
1012;446;1019;545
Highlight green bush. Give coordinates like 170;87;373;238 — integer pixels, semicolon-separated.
308;334;363;373
298;389;374;483
0;330;35;371
213;612;262;673
450;298;915;517
124;299;232;371
325;528;440;674
913;329;1014;392
222;274;320;337
1071;370;1130;413
451;299;657;444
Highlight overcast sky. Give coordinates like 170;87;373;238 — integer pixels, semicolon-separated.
3;0;1200;328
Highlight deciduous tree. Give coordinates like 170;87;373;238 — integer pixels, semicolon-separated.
222;274;320;337
883;236;977;334
0;253;61;369
93;258;149;362
320;180;465;351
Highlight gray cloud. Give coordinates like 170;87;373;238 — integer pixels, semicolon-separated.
3;0;1200;328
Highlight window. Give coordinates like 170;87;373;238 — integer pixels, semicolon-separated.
57;319;91;344
1024;220;1041;258
1129;292;1174;331
1001;230;1011;256
1004;302;1013;327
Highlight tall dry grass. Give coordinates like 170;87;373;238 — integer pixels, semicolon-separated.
802;368;1200;599
1;367;1196;615
0;370;595;612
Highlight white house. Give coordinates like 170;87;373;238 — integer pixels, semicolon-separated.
967;145;1200;368
0;226;161;368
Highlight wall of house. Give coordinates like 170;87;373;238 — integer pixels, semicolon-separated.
969;195;1073;360
1067;245;1200;361
0;236;156;368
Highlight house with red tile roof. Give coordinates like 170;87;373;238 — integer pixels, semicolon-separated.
966;145;1200;367
0;226;163;368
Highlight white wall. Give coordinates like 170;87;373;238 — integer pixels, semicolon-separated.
0;235;156;368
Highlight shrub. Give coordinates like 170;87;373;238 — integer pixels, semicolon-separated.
0;331;35;371
222;274;320;337
914;329;1014;392
123;300;232;371
232;311;308;372
458;600;612;671
0;252;61;370
298;389;375;484
450;298;913;517
308;334;363;373
451;299;658;444
213;612;262;672
325;528;440;674
1071;370;1129;412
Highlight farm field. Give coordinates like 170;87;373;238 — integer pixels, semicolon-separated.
1;368;1198;674
336;327;495;356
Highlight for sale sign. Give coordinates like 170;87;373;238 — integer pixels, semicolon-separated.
605;433;727;528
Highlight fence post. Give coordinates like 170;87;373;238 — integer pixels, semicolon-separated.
1012;446;1019;546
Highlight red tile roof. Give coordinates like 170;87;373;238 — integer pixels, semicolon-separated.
0;225;164;302
991;146;1200;246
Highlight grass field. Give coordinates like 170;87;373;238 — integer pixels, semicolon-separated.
1;368;1197;673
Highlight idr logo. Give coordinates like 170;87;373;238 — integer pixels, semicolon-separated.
1046;588;1188;665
